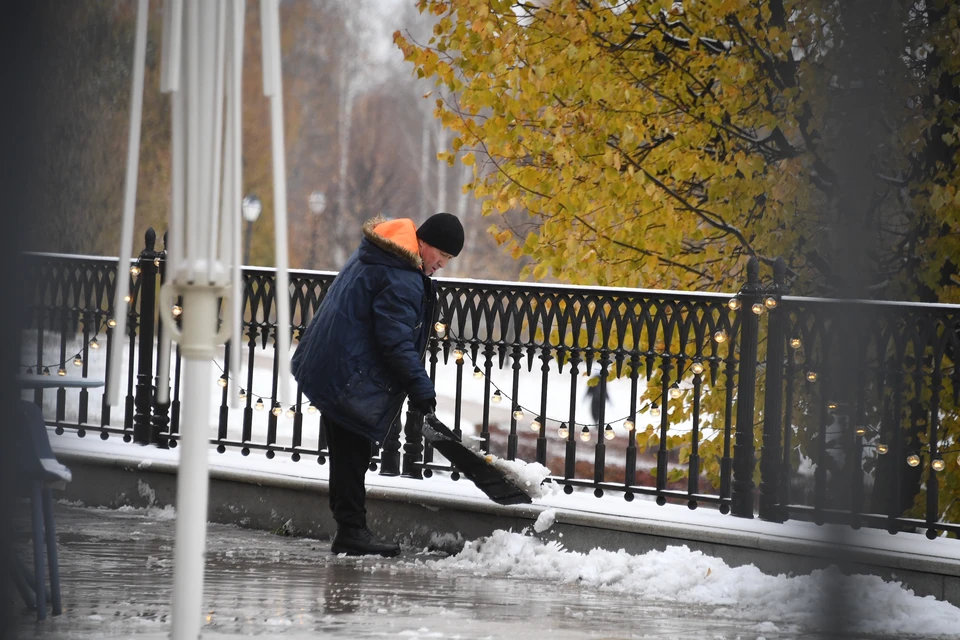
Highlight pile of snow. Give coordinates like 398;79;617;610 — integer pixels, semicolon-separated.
116;504;177;521
422;530;960;638
533;508;557;533
488;456;553;498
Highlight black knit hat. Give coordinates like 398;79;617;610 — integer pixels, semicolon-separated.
416;212;464;257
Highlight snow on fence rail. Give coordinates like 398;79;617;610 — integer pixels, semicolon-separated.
19;237;960;538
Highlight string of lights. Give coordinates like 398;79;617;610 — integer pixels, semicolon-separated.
434;319;723;443
20;317;111;375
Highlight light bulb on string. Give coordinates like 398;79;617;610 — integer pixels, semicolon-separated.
473;367;483;379
604;424;615;440
580;426;591;442
73;356;83;367
932;458;945;471
727;297;740;311
238;389;247;401
130;266;141;276
123;295;133;304
172;305;183;317
855;427;866;436
492;390;502;404
453;349;464;363
25;367;33;375
255;398;265;411
530;417;542;432
751;302;765;315
713;330;727;343
764;296;778;310
154;257;161;268
217;376;228;388
42;367;51;376
90;337;100;349
272;403;283;417
806;371;818;382
691;361;704;375
877;443;889;454
558;422;569;438
434;322;447;337
790;337;802;349
669;383;681;399
650;403;661;418
286;406;296;419
57;367;67;376
624;419;635;431
906;454;920;467
308;403;318;414
107;318;117;328
513;407;524;421
827;402;838;409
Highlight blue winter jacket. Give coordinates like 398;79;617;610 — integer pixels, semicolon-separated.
291;218;436;445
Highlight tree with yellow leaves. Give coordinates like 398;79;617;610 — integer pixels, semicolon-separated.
397;0;960;528
396;0;959;302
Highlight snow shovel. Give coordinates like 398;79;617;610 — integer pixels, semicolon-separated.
421;414;533;506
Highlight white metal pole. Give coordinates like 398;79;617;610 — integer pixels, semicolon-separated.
185;0;201;284
106;0;150;407
229;0;246;407
264;0;294;404
160;0;182;93
168;287;220;640
157;0;185;405
207;0;227;285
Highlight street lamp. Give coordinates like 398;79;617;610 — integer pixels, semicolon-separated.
241;194;262;265
308;190;326;267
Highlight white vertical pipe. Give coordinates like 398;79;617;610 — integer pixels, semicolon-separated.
196;1;216;282
107;0;150;407
168;289;218;640
229;0;246;408
264;0;293;403
260;0;275;98
217;2;236;404
167;22;186;281
207;1;227;285
185;0;200;283
157;0;184;406
160;0;182;93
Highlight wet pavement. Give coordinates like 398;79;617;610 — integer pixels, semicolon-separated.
10;504;905;639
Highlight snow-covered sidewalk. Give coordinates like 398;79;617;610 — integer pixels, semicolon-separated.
46;429;960;638
50;429;960;571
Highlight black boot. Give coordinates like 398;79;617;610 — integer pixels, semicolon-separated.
331;526;401;557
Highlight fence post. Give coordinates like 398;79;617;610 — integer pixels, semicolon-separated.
151;232;171;447
133;228;158;445
731;256;761;518
401;409;424;479
380;415;402;476
759;257;787;522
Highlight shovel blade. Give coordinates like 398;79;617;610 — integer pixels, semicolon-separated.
422;415;533;506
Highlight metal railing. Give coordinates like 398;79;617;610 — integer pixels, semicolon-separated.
20;232;960;537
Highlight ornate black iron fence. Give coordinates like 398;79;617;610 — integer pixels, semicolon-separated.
20;233;960;537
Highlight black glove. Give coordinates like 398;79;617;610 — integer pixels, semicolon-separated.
409;395;436;416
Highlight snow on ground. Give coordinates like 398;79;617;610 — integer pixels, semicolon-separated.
409;530;960;638
52;431;960;639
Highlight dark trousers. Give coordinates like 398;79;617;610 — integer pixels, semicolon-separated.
323;417;372;530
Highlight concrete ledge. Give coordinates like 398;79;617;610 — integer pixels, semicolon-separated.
55;449;960;607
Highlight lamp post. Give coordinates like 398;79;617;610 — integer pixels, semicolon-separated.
308;190;326;267
241;194;262;265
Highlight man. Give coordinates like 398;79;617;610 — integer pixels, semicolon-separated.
291;212;464;556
